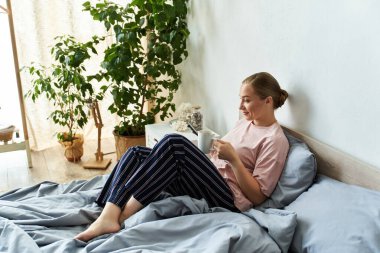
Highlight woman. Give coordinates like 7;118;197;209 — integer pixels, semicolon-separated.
75;72;289;242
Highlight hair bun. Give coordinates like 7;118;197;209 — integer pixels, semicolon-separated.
278;89;288;107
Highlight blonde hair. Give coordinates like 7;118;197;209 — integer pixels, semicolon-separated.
242;72;288;109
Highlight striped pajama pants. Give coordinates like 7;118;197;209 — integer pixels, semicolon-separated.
96;134;238;212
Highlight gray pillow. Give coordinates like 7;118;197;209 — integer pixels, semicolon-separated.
256;131;317;210
285;175;380;253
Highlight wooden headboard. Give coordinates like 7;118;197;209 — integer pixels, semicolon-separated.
283;127;380;191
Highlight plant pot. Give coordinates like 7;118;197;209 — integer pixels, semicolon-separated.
113;130;146;160
59;133;84;162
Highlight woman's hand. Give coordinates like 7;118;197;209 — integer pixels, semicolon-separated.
212;139;240;163
213;139;267;205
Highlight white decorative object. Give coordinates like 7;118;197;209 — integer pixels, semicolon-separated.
172;102;203;132
177;102;193;122
171;120;188;132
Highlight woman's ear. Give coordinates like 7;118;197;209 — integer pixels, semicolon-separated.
265;96;273;105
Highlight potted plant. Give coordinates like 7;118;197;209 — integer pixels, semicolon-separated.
83;0;190;159
25;35;100;162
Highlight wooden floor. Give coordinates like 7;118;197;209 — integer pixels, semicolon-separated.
0;137;118;194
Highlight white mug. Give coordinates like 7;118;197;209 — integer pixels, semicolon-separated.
198;129;219;153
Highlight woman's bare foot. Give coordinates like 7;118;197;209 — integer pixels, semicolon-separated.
75;216;121;242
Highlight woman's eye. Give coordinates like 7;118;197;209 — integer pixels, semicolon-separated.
240;97;250;103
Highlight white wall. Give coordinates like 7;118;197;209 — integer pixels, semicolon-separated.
176;0;380;169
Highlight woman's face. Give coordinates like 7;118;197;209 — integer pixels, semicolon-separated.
239;83;267;122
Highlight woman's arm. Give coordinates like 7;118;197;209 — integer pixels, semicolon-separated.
229;158;267;205
213;140;267;205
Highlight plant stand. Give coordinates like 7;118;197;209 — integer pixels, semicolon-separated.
83;100;111;169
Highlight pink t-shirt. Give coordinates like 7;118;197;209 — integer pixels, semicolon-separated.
210;119;289;211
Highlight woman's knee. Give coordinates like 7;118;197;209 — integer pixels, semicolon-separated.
130;146;146;152
120;146;145;160
161;133;188;144
155;134;196;154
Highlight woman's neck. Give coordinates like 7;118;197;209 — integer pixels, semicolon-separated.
253;114;277;127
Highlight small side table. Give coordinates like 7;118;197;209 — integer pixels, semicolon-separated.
145;122;217;148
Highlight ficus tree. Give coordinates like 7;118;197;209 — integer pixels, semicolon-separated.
83;0;190;136
25;35;102;142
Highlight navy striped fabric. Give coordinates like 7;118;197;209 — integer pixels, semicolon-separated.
96;134;237;211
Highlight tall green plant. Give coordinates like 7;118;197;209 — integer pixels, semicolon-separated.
25;35;100;141
83;0;190;136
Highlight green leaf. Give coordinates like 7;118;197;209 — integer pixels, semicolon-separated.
105;22;111;31
139;17;145;27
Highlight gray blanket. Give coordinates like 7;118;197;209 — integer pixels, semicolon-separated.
0;175;297;253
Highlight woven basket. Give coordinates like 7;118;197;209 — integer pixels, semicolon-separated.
0;125;15;142
59;133;84;162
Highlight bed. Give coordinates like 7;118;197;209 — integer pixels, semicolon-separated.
1;129;380;253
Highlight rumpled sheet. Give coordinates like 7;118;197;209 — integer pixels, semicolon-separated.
0;175;297;253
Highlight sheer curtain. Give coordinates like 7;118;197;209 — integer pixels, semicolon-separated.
12;0;124;151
